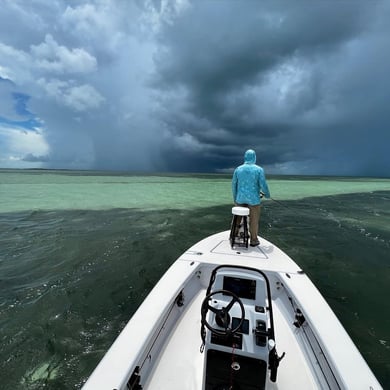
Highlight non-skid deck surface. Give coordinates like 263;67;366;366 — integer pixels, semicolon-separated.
143;291;320;389
144;290;205;389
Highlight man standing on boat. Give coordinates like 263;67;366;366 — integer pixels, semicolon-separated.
232;149;270;246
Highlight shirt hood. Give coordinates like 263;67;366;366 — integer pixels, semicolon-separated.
244;149;256;164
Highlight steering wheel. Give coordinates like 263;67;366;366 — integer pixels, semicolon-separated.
201;289;245;336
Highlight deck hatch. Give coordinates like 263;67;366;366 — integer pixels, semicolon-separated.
205;349;266;390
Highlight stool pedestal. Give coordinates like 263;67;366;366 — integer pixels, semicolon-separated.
229;207;250;248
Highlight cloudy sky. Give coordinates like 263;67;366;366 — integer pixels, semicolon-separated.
1;0;389;176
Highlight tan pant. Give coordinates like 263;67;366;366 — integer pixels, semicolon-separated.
235;203;261;244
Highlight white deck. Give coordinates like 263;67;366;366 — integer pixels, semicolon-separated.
143;290;205;390
143;289;320;389
83;231;383;390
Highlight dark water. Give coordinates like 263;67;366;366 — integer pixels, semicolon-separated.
0;192;389;388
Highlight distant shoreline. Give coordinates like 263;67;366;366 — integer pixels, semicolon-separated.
0;167;389;180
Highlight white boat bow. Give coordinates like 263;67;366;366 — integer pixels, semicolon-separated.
82;231;382;390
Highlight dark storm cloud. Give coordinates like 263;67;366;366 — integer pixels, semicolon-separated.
0;1;162;170
1;0;389;175
153;1;390;176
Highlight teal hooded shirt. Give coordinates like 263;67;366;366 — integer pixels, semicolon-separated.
232;149;270;205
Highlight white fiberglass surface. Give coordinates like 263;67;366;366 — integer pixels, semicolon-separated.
143;288;322;390
143;290;206;390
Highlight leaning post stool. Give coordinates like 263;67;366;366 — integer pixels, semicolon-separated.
229;206;250;248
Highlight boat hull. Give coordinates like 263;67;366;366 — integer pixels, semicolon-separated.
82;231;382;390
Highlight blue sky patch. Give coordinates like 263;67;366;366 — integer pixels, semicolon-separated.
0;92;42;131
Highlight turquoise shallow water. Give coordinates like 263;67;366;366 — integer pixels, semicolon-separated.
0;170;389;388
1;169;390;212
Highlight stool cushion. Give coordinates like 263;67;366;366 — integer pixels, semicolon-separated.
232;206;250;216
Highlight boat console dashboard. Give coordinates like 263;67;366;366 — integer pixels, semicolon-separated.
201;265;277;389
